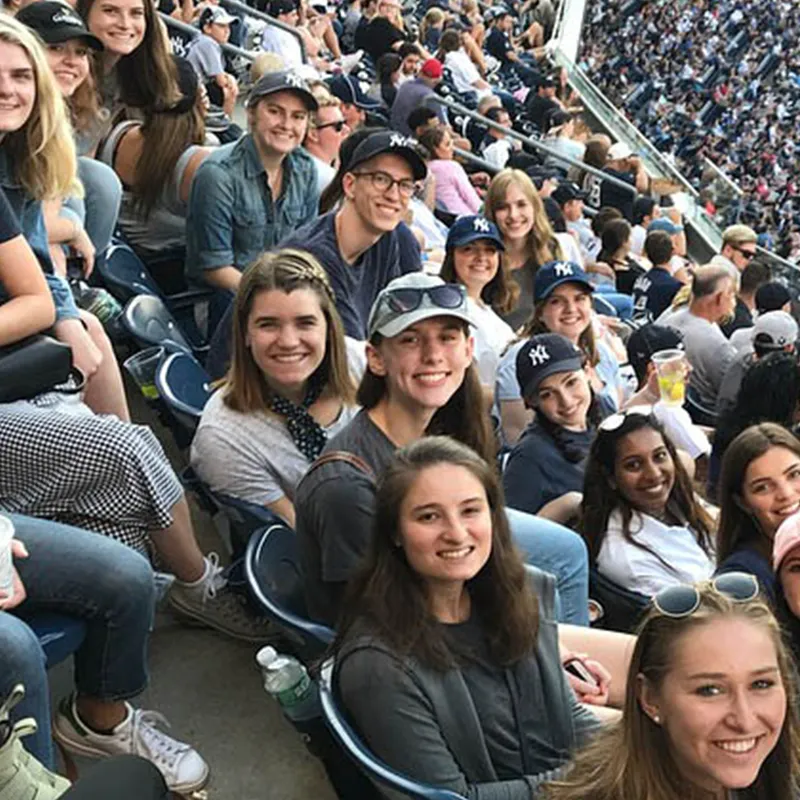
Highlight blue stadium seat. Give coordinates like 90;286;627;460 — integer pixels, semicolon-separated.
96;239;162;301
26;613;87;670
685;384;718;428
154;351;214;433
589;569;648;633
319;660;468;800
245;523;334;657
123;295;194;354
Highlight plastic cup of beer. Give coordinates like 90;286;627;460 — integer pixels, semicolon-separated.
0;515;15;599
123;347;164;401
652;349;687;407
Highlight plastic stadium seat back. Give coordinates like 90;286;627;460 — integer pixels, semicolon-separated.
589;569;649;633
245;524;334;656
212;491;286;559
123;295;193;354
155;351;214;425
319;660;468;800
98;241;163;302
26;612;87;670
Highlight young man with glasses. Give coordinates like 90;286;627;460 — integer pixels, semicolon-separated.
303;91;351;194
281;130;426;339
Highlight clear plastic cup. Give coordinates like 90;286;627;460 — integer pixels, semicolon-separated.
0;515;15;597
123;347;164;400
652;349;687;407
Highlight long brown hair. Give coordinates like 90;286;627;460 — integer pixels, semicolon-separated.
223;249;356;414
439;236;519;316
357;324;497;465
717;423;800;565
333;436;539;669
68;70;103;136
544;586;800;800
485;169;563;270
580;412;714;564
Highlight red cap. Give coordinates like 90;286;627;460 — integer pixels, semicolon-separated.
420;58;443;79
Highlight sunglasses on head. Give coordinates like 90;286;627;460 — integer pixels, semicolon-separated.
385;284;466;314
598;405;654;433
652;572;760;618
316;119;347;132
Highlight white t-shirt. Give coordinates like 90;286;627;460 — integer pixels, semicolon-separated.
630;224;647;257
444;50;491;98
482;139;513;170
597;508;715;596
261;25;303;69
468;298;516;386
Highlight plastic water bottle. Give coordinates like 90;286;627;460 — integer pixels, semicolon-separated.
256;646;320;723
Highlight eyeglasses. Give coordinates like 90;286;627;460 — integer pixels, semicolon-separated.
731;244;756;261
352;170;417;198
385;284;466;314
315;119;347;132
652;572;760;618
598;404;654;433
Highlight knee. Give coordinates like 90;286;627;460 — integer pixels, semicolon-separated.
78;310;109;346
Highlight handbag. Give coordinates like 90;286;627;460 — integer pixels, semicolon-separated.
0;335;73;403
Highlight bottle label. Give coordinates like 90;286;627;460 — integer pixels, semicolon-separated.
276;673;312;708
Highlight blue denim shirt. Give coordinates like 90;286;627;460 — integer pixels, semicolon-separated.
185;134;320;281
0;149;80;321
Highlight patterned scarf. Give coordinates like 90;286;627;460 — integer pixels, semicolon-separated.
270;376;327;462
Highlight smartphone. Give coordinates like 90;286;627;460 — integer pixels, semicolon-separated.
563;656;598;689
66;255;85;282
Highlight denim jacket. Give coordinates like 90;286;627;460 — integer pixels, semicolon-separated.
0;149;79;322
185;134;319;280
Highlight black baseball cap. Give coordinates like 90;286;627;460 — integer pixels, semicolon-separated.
626;324;684;385
552;182;586;206
327;74;382;110
247;69;318;110
346;130;427;180
516;333;583;399
755;281;792;313
17;1;103;49
268;0;298;14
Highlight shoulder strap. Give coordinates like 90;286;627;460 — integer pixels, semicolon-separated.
305;450;376;483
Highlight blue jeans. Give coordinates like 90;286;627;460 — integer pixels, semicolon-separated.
505;507;589;626
0;514;155;768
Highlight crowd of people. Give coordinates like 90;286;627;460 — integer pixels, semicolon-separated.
4;0;800;796
580;0;800;263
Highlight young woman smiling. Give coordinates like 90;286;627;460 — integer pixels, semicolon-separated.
191;249;360;529
580;408;715;596
333;436;604;797
716;423;800;605
439;214;516;390
544;574;799;800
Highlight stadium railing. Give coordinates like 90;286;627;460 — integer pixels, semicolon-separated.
161;13;257;65
219;0;307;63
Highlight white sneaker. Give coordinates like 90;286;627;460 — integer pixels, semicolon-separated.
52;695;208;794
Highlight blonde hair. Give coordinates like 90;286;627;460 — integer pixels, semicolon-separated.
419;7;444;44
224;248;356;414
250;51;285;83
485;168;563;270
0;15;78;200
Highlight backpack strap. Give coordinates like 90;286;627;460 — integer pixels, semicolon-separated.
305;450;376;483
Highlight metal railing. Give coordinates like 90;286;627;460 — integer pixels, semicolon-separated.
161;14;256;63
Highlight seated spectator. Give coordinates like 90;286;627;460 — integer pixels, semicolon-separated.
485;169;565;329
418;126;482;217
438;28;492;100
729;278;791;353
599;142;648;221
406;105;439;138
97;56;215;270
261;0;303;69
544;575;798;799
578;133;611;212
481;105;521;170
186;5;238;116
396;41;422;83
303;86;350;195
0;16;128;421
553;181;594;266
439;215;516;388
327;73;382;131
503;333;600;515
486;10;541;86
543;111;586;172
632;230;682;319
1;516;208;793
596;217;645;295
710;350;800;500
716;422;800;604
185;69;320;293
419;6;444;51
629;195;659;256
191;250;360;528
334;437;603;796
720;258;772;340
525;75;561;131
580;408;715;595
296;273;592;626
495;261;623;447
657;264;738;411
713;223;759;279
361;0;406;62
390;58;447;137
370;52;401;107
647;216;691;282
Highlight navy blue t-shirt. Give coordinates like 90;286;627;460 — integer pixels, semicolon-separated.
0;187;21;243
631;266;681;319
599;168;636;221
716;548;776;606
281;212;421;340
486;28;513;64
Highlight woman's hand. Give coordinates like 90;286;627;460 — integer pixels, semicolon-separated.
70;226;96;278
54;318;103;378
0;540;28;610
564;652;611;706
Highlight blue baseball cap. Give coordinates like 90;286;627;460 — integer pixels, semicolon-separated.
327;74;382;111
534;261;594;302
445;216;505;251
516;333;584;399
647;218;683;235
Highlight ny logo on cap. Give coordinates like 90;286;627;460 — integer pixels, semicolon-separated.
285;72;305;88
52;8;81;23
553;262;574;277
528;344;550;367
389;134;415;149
473;218;491;233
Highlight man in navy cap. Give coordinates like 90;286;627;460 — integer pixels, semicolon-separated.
186;70;320;292
327;74;382;131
